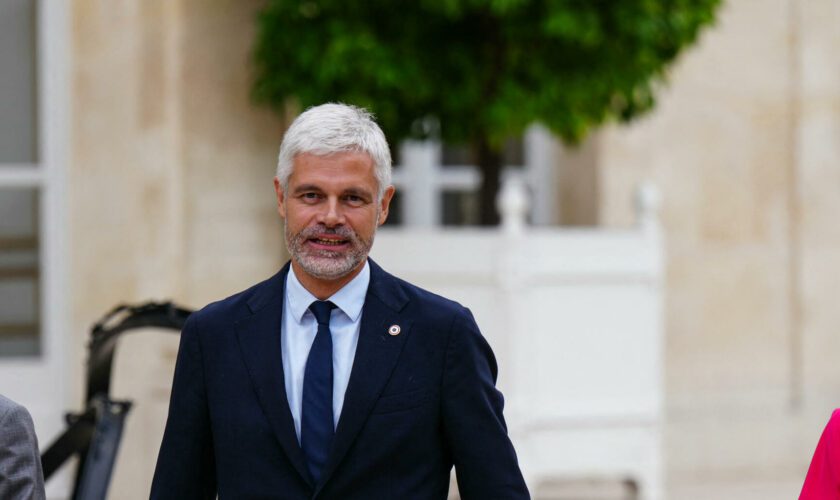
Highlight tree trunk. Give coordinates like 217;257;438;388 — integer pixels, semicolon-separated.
475;136;503;226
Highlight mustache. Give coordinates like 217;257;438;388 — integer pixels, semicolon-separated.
297;224;357;240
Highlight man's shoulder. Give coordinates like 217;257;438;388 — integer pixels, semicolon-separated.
395;275;464;310
0;394;34;428
371;261;470;321
189;269;286;326
0;394;20;416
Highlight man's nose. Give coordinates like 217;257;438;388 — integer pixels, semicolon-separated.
319;198;344;227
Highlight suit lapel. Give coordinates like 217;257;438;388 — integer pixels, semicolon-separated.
235;264;313;487
316;260;412;492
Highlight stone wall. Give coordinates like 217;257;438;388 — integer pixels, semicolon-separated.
591;0;840;497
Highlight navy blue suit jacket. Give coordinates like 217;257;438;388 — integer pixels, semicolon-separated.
151;259;529;499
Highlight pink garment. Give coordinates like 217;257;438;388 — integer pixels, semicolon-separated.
801;409;840;499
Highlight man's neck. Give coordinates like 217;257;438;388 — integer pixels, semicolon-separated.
291;260;366;300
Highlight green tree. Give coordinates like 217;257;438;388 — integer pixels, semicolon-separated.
253;0;720;225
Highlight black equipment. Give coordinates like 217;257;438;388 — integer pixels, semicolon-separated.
40;302;192;499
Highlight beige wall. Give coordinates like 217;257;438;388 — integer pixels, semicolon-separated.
589;0;840;497
70;1;285;497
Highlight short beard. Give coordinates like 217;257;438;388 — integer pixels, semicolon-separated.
285;222;374;281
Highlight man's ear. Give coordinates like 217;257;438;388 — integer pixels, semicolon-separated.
377;185;396;226
274;177;286;218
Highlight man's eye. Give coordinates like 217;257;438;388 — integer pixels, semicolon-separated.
345;195;365;205
302;193;321;200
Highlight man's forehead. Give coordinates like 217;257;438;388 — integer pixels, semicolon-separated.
290;151;375;176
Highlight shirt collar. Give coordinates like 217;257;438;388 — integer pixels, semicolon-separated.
286;260;370;323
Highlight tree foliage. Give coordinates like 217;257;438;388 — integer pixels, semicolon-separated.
253;0;720;223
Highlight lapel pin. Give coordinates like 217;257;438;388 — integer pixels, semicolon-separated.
388;325;401;336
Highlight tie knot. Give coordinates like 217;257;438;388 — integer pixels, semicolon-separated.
309;300;335;326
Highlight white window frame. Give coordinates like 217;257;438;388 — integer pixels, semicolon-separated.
0;0;70;473
391;125;559;227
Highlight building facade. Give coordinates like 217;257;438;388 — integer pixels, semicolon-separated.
1;0;838;498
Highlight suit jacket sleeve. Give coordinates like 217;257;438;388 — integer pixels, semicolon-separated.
151;314;217;499
0;399;46;500
441;308;530;499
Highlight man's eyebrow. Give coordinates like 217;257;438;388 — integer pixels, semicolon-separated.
343;187;373;199
292;184;324;194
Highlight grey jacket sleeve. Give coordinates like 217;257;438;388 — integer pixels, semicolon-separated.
0;395;46;500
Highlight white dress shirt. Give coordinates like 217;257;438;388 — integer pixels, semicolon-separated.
281;261;368;443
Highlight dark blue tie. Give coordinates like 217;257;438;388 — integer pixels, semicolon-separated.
301;300;336;483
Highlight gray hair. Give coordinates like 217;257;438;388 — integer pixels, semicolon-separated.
276;103;392;199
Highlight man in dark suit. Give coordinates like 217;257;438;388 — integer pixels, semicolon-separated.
0;394;46;500
151;103;529;499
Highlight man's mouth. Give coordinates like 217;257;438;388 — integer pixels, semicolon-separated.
308;237;349;247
